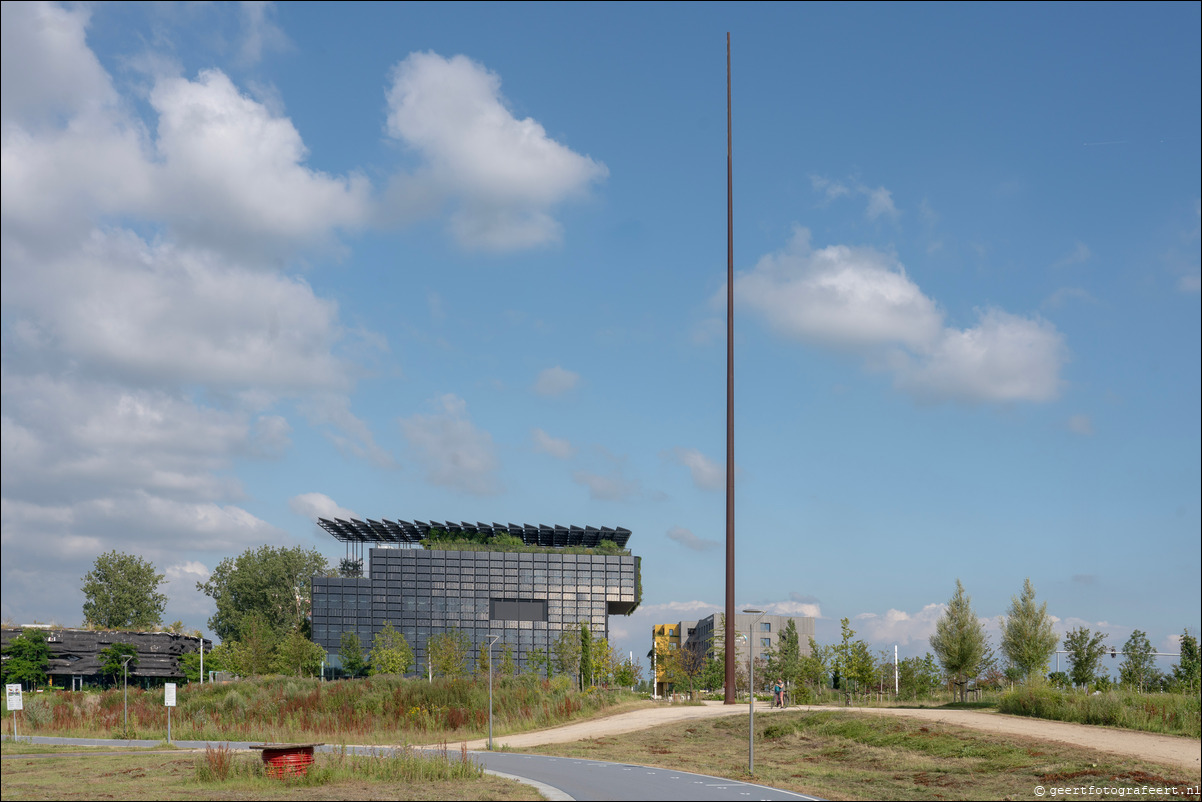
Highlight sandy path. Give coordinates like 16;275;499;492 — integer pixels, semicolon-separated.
445;702;1201;772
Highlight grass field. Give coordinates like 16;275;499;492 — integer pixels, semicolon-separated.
0;741;539;801
518;709;1202;801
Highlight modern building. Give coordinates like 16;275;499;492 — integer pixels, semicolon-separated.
650;611;815;695
0;626;207;687
311;518;639;676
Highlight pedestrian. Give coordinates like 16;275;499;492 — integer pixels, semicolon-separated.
773;678;783;708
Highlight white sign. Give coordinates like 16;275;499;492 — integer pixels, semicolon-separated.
164;683;176;707
5;684;22;711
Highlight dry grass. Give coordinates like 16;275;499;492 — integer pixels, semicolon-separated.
516;709;1202;801
0;742;539;801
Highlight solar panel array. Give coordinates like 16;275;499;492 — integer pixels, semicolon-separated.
317;518;632;549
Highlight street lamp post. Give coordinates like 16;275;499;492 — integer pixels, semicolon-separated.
744;608;765;774
486;634;500;751
121;655;134;739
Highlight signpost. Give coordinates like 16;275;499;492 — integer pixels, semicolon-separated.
6;684;22;739
164;682;176;744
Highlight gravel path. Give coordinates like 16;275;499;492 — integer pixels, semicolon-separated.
442;701;1201;771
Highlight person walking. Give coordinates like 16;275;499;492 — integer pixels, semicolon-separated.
772;678;783;708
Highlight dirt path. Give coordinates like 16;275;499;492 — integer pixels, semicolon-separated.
446;702;1201;771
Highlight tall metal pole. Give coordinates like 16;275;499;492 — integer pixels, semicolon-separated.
121;655;134;739
744;609;764;773
724;31;738;706
486;634;499;751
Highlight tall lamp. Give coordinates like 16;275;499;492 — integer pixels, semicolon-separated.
744;609;765;774
486;634;500;751
121;654;135;739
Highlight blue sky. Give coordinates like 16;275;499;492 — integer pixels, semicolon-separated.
2;2;1199;676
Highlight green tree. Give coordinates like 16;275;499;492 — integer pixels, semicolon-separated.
274;630;325;677
339;631;368;678
613;655;642;689
369;623;414;675
832;618;876;695
197;545;329;643
999;578;1058;683
1119;630;1158;693
227;613;279;675
930;579;987;702
427;628;470;678
552;627;583;684
580;623;593;688
765;618;803;694
1171;628;1200;694
98;643;139;682
1063;627;1109;689
1;629;51;688
81;550;167;630
525;647;551;679
499;643;517;678
897;653;942;699
180;643;225;683
800;637;831;691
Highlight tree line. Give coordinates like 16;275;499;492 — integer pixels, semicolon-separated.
652;579;1200;702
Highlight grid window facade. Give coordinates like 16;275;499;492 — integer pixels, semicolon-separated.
312;548;638;674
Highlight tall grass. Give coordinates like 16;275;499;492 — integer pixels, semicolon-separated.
998;687;1200;738
5;674;638;744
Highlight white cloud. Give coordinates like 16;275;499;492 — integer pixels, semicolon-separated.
889;308;1067;403
532;428;575;459
666;447;723;491
384;51;607;250
810;174;900;220
289;492;356;522
864;186;900;221
1179;274;1201;294
399;395;501;495
666;526;719;551
534;365;580;397
853;604;945;647
149;69;371;255
236;1;290;67
734;227;942;350
301;394;395;469
734;228;1068;403
4;229;349;390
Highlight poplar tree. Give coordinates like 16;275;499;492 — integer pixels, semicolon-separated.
1063;627;1108;689
1000;578;1058;683
930;579;986;702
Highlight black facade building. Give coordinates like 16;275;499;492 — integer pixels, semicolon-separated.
311;519;639;674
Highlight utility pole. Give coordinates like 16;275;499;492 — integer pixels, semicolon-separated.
724;30;738;706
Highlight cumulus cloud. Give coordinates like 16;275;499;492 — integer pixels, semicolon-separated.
399;395;501;495
533;365;580;397
666;526;719;551
0;4;384;631
1052;241;1091;269
733;227;1068;403
853;604;946;646
149;69;371;255
289;492;357;522
666;447;724;491
532;428;575;459
384;51;607;250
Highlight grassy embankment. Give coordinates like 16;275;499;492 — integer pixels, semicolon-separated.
1;674;648;744
522;708;1202;801
997;686;1201;738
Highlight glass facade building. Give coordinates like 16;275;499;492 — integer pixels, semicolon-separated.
310;519;638;674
